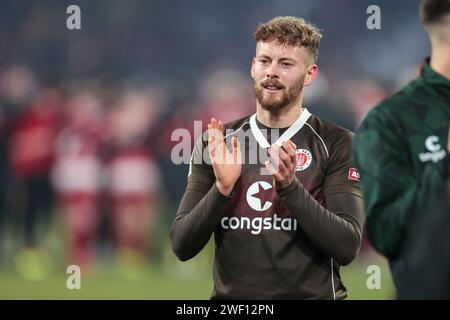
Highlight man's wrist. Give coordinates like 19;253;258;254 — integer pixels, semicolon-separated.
276;176;299;196
216;181;234;197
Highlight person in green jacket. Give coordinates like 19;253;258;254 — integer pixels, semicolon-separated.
353;0;450;299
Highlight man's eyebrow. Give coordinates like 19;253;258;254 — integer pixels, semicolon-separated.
279;57;297;63
256;55;297;63
256;54;272;60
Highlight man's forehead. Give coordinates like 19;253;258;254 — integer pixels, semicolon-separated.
255;40;306;59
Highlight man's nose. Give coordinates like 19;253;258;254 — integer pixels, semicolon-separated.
266;62;280;79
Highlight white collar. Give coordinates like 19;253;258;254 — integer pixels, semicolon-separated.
249;108;312;148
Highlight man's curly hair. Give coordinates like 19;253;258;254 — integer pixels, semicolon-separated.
254;16;323;64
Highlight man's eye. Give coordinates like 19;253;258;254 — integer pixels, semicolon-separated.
281;62;292;67
260;59;269;64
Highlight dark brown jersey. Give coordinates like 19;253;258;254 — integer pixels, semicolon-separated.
171;108;364;299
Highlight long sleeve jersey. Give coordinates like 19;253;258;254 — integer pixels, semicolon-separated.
172;109;364;299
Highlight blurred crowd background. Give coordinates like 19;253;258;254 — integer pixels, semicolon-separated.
0;0;428;298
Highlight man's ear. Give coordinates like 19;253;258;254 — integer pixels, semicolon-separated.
251;57;256;79
304;64;318;86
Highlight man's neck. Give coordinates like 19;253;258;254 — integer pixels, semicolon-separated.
256;98;303;128
430;44;450;81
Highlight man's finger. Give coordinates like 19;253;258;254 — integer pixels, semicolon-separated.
209;118;226;143
275;144;289;161
273;143;293;171
265;160;278;175
268;147;280;168
208;123;216;138
208;136;216;158
232;136;241;164
288;140;297;150
265;160;284;185
283;140;296;157
269;147;291;175
283;140;296;154
283;141;297;169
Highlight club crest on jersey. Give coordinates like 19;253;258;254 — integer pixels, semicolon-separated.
348;168;360;181
295;149;312;171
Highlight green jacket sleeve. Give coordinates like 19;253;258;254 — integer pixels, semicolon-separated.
353;108;445;259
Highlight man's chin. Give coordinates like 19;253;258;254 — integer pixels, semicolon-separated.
254;89;291;112
259;100;287;112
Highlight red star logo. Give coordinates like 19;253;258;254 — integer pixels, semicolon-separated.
252;182;273;210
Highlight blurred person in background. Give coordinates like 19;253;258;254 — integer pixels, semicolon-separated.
340;80;389;128
197;67;254;124
303;71;358;131
51;88;106;273
7;81;61;279
158;97;198;196
0;66;39;262
105;88;161;277
171;16;364;299
353;0;450;299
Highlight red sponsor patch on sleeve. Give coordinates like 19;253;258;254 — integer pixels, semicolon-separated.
348;168;360;181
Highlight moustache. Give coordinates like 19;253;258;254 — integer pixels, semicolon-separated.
260;79;285;90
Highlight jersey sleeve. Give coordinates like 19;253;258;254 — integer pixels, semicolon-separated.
278;178;364;266
322;130;362;197
275;127;365;266
170;133;232;261
186;133;215;193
